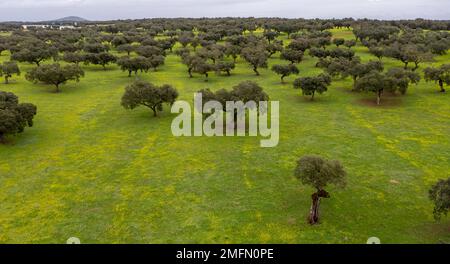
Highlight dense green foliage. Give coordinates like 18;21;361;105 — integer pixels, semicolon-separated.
294;155;346;224
0;61;20;84
0;91;36;141
121;80;178;117
25;63;84;92
0;17;449;243
429;178;450;221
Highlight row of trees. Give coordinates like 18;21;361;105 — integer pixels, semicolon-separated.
121;80;269;118
1;19;448;98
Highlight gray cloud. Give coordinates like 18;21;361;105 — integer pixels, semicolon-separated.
0;0;448;21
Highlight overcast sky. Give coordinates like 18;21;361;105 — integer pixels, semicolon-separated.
0;0;449;22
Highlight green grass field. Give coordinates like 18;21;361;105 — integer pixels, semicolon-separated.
0;28;449;243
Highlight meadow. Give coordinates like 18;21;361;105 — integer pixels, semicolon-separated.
0;28;449;243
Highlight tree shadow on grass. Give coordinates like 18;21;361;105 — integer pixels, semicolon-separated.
294;95;333;105
356;93;404;108
413;220;450;244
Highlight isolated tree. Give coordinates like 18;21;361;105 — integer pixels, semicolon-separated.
198;80;269;119
329;48;355;60
116;44;135;55
241;46;269;75
231;80;269;104
280;49;304;64
225;43;241;63
0;91;37;142
403;45;433;71
385;67;421;95
343;39;356;49
84;52;117;70
429;177;450;221
62;52;84;65
315;37;331;49
288;38;311;52
197;45;225;64
111;36;129;47
368;46;384;60
181;54;205;78
354;71;386;105
266;40;284;58
353;70;417;105
231;81;269;123
178;33;193;47
196;88;232;115
271;64;299;83
424;64;450;92
344;60;384;89
384;44;432;70
215;61;235;76
83;42;109;53
0;61;20;84
136;45;164;58
117;56;152;77
11;40;57;66
141;37;159;47
193;61;215;82
309;48;330;59
293;74;332;100
121;80;178;117
294;155;346;224
428;41;449;55
158;38;176;53
175;47;191;58
263;30;279;43
26;63;84;93
333;38;345;47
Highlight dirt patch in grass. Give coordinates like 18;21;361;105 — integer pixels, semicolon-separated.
356;96;403;108
413;221;450;244
0;138;16;145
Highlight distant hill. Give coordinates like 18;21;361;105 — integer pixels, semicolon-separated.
52;16;88;22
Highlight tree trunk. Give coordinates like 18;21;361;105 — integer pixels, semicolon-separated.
128;71;132;77
188;68;193;78
55;84;60;93
4;76;9;84
377;90;383;105
151;108;157;117
281;75;286;84
310;91;315;101
0;132;4;143
204;73;209;82
403;61;408;70
413;62;419;71
439;80;445;92
308;189;330;225
253;66;259;76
